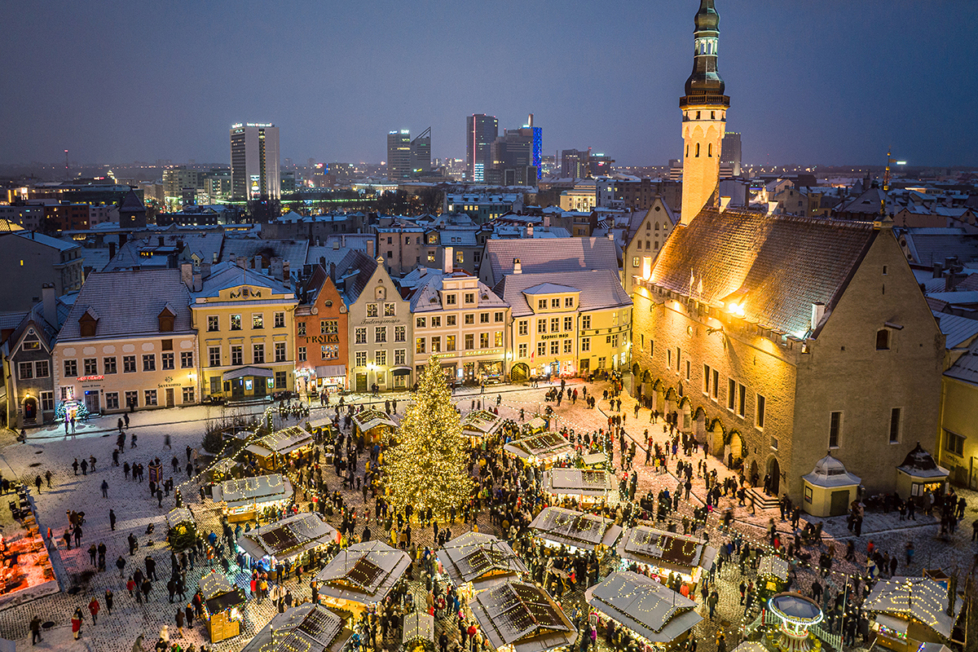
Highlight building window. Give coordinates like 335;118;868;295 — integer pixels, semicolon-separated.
298;346;307;362
99;357;116;375
252;314;264;329
367;304;379;318
104;392;117;411
685;360;691;380
464;314;474;325
375;327;387;343
446;294;456;305
83;358;97;375
124;391;138;409
581;337;591;352
537;300;547;310
375;350;387;366
495;331;503;347
253;344;265;364
495;312;504;323
464;293;475;304
182;387;195;404
889;407;902;443
446;335;456;351
456;251;464;264
519;343;528;358
34;360;49;378
273;312;285;328
275;371;286;389
876;329;890;350
667;350;672;369
181;352;193;368
230;314;242;331
564;297;573;308
322;320;337;334
18;362;33;379
142;354;156;372
481;313;490;324
632;257;639;268
64;359;78;377
563;339;572;353
465;334;475;350
551;318;559;332
416;317;426;328
537;319;547;333
298;322;307;336
384;303;395;316
703;365;710;394
322;345;338;359
144;390;158;406
480;333;489;348
519;320;528;336
727;378;736;411
711;369;719;400
416;338;426;354
394;326;405;342
275;342;286;362
208;347;221;367
549;340;559;355
355;351;367;367
945;431;965;456
431;336;441;353
162;352;175;370
431;316;441;328
756;394;766;429
598;357;606;369
537;342;546;356
394;349;405;365
582;315;591;329
564;317;573;331
829;411;842;449
231;346;243;366
122;355;135;373
738;383;746;418
355;328;367;344
770;437;779;451
207;316;219;332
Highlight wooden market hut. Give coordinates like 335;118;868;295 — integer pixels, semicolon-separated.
352;409;398;444
543;468;618;505
469;581;577;652
503;432;574;467
864;576;964;652
585;571;702;650
245;425;315;471
236;512;338;574
462;410;505;441
436;532;528;595
199;571;247;643
528;507;622;553
314;540;411;616
211;474;294;523
240;603;353;652
896;444;950;503
615;526;717;586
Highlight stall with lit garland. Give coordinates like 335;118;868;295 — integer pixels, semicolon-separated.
211;474;294;523
199;571;247;643
237;512;338;575
756;555;790;601
615;526;717;590
504;432;575;467
864;576;964;652
529;507;622;554
543;468;619;506
436;532;529;597
462;410;505;442
240;602;353;652
244;425;315;471
896;444;950;505
401;611;435;652
762;593;824;652
581;452;609;469
585;571;702;651
165;507;197;552
469;580;577;652
352;409;398;444
526;417;549;434
314;540;411;618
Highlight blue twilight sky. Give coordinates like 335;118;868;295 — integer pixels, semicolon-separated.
0;0;976;167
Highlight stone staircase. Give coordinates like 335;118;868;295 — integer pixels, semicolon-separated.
747;488;781;510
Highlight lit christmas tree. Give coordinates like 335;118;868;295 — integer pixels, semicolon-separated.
383;358;474;520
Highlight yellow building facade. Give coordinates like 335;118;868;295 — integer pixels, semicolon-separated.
191;262;298;401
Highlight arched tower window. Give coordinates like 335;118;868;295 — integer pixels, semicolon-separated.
708;144;712;157
876;329;890;350
695;143;700;157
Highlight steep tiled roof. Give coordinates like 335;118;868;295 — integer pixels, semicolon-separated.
650;209;877;337
335;250;379;305
60;269;192;340
495;270;631;317
407;270;507;313
221;236;309;272
899;227;978;265
192;261;293;298
932;311;978;349
482;237;619;286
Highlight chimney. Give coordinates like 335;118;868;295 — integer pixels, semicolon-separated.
366;239;374;259
180;262;193;288
932;261;943;279
606;231;614;241
200;262;211;278
329;262;336;282
443;246;453;274
513;258;522;275
42;283;57;328
108;241;116;259
543;215;550;228
811;302;825;331
192;272;202;292
254;255;262;270
342;235;346;247
282;260;290;284
526;224;534;238
332;240;339;250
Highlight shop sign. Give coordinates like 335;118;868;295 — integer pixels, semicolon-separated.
303;334;340;344
540;333;570;340
76;375;104;382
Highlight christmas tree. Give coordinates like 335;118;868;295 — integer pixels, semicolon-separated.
383;358;474;520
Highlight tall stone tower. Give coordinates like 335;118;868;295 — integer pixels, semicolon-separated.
680;0;729;225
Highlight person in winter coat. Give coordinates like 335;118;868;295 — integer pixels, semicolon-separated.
159;625;169;644
105;589;114;615
185;603;194;629
131;634;145;652
71;609;83;639
175;608;184;638
88;597;100;624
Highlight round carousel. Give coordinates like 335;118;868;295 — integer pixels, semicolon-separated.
767;592;824;652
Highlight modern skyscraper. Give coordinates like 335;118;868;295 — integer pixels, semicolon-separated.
487;128;536;186
466;114;498;182
387;130;412;179
230;123;280;201
721;131;742;176
527;114;542;181
411;128;431;177
679;0;728;225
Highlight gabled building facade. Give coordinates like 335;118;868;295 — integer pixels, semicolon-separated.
622;197;679;295
294;264;349;394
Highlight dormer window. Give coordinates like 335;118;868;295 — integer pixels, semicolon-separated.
158;305;176;333
79;308;99;338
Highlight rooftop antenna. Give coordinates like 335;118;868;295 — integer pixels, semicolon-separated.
880;148;894;219
65;149;69;181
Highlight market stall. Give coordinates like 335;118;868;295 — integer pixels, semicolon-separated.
616;525;717;589
526;416;549;433
585;571;702;651
503;432;575;467
581;452;608;469
801;454;861;517
529;507;622;553
436;532;528;596
211;474;294;523
401;611;435;652
896;444;950;504
314;540;411;617
244;425;315;471
864;576;964;652
543;468;618;506
166;507;197;552
237;512;338;574
469;580;577;652
757;555;791;600
462;410;505;442
352;409;398;444
240;602;353;652
199;571;247;643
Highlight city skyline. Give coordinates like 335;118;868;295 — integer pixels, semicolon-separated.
1;1;976;168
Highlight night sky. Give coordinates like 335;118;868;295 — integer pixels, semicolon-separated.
1;0;975;167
